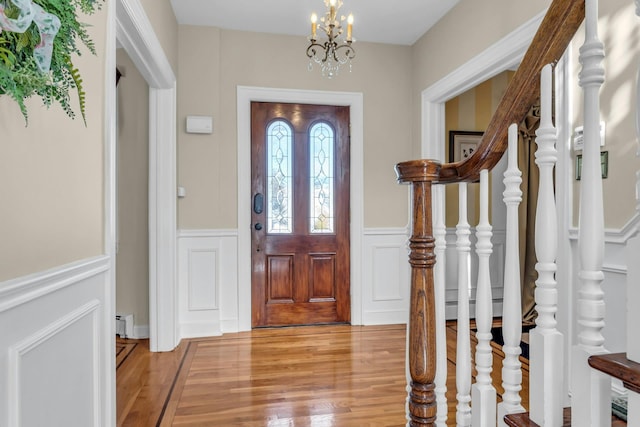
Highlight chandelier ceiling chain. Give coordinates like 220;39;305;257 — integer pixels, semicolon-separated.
306;0;355;79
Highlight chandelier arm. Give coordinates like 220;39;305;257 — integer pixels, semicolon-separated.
333;43;356;64
306;41;331;64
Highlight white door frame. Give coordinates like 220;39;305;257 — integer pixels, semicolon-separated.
420;11;545;159
113;0;178;351
236;87;364;331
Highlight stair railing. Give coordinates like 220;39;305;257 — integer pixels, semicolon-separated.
395;0;589;426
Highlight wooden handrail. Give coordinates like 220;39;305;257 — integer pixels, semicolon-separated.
396;1;585;425
399;0;585;185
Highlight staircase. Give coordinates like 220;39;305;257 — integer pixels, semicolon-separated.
396;0;640;425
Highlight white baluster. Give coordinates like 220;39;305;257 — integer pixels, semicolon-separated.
497;124;525;426
529;64;564;427
472;169;496;427
433;184;448;427
572;0;611;425
456;182;472;427
628;4;640;425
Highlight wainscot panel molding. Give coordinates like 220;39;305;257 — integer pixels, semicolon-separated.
9;301;100;426
0;256;112;427
178;230;238;337
362;228;411;325
179;228;422;332
567;213;639;354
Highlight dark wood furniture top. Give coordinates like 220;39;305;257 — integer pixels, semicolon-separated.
505;408;626;427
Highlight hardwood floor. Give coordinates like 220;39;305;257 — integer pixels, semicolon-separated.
117;323;529;426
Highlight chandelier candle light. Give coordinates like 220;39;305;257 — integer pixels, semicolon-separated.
306;0;356;78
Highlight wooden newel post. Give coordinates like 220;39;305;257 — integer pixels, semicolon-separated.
396;160;441;427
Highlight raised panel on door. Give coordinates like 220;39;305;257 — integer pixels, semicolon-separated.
309;253;336;302
267;255;295;303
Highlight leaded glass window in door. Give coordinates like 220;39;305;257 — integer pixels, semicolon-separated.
266;120;293;233
309;122;335;233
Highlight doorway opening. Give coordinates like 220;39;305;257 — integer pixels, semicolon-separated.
236;87;364;331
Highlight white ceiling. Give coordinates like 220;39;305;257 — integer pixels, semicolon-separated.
169;0;460;46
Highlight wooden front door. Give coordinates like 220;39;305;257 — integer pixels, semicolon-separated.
251;102;351;327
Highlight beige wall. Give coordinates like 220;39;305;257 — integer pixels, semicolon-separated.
571;0;639;228
177;27;414;229
116;49;150;328
0;10;107;282
411;0;551;157
177;26;222;229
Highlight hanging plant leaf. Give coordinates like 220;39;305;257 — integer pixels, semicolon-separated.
0;0;103;124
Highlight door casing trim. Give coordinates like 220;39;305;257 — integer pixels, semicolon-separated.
237;86;364;331
115;0;178;351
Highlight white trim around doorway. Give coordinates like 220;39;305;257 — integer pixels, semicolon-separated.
236;86;364;331
115;0;178;352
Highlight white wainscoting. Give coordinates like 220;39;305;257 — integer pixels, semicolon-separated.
178;228;415;333
362;228;411;325
0;256;112;427
178;230;238;337
443;227;506;320
569;212;640;354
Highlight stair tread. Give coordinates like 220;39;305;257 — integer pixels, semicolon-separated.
589;353;640;394
504;408;626;427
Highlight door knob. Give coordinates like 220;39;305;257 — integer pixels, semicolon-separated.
254;223;263;231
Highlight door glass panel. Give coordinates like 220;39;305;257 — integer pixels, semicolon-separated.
309;122;335;233
267;120;293;234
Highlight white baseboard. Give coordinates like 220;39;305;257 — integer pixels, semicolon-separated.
363;310;408;325
221;318;239;333
133;325;149;339
180;321;222;339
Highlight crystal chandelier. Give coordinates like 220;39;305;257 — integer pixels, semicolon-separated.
306;0;356;78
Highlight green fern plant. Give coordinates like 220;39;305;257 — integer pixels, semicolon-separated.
0;0;103;124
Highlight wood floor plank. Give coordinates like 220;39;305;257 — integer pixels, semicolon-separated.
116;338;190;427
117;323;531;427
166;325;407;426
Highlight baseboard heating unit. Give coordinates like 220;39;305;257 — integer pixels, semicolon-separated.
115;313;134;338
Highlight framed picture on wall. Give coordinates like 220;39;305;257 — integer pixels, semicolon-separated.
449;131;483;162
